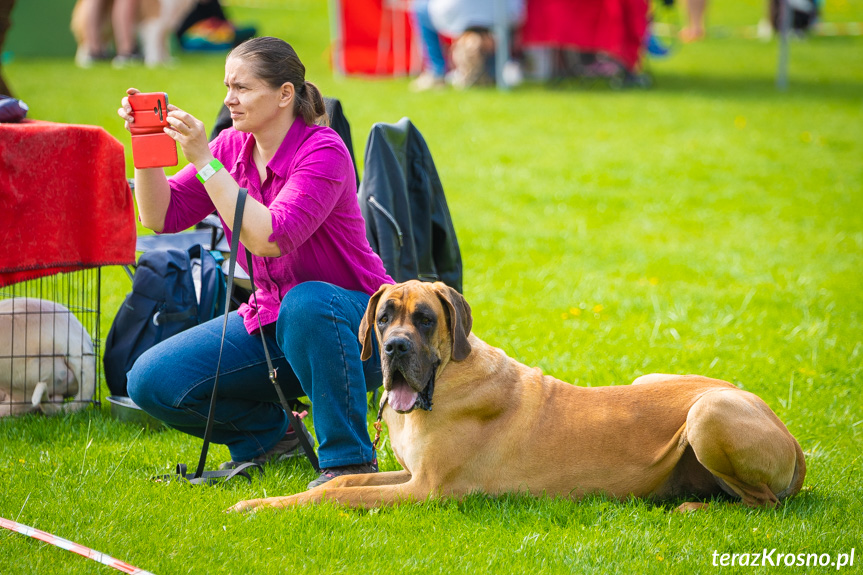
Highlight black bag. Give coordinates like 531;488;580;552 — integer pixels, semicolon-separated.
770;0;819;33
358;118;463;293
104;244;226;396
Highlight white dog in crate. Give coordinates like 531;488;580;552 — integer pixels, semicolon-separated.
0;298;96;416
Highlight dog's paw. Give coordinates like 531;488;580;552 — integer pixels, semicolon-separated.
675;501;710;513
225;500;258;513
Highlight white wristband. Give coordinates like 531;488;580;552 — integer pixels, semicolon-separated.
196;158;224;184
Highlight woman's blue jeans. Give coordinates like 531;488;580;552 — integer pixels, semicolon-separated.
127;281;382;468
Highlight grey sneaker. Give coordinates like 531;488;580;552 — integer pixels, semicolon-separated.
220;417;315;470
307;459;378;489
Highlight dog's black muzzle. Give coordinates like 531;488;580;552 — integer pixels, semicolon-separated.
383;335;412;360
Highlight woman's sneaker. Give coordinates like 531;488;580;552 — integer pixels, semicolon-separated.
220;416;315;470
307;459;378;489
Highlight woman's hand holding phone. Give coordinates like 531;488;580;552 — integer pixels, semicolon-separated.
121;89;178;169
162;105;213;170
118;87;140;132
118;87;211;169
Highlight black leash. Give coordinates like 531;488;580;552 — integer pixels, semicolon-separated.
188;188;250;483
372;393;387;451
245;248;320;473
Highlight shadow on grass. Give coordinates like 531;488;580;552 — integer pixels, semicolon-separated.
520;72;863;101
339;488;819;521
650;72;863;102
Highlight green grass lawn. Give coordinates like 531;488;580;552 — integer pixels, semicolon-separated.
2;0;862;573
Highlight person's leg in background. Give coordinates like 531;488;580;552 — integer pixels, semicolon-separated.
111;0;139;66
757;0;774;41
277;281;383;487
680;0;707;42
410;0;447;91
81;0;110;64
0;0;16;96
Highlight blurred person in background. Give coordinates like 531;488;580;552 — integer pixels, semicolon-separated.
410;0;525;91
176;0;256;52
409;0;447;91
0;0;16;96
680;0;707;42
79;0;140;66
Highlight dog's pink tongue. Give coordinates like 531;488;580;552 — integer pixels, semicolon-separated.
388;383;419;412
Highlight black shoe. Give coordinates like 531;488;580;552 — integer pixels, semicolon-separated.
307;459;378;489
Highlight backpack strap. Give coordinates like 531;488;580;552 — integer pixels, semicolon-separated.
192;188;248;480
153;307;196;326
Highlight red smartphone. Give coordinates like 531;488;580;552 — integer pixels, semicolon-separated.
128;92;178;169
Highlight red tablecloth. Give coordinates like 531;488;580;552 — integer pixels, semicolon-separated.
0;120;136;287
522;0;649;71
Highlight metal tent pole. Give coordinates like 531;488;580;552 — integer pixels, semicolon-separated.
494;0;510;90
776;0;791;90
328;0;345;77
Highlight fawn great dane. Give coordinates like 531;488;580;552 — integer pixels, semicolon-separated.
230;280;805;512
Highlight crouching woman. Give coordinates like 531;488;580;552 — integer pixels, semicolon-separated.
118;36;392;487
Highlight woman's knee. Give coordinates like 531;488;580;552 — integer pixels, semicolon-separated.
126;346;170;411
277;281;369;357
278;282;340;341
280;281;334;318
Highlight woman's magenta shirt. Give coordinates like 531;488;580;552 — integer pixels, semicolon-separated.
163;116;393;334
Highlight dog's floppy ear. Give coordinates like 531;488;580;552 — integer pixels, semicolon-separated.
359;284;391;361
434;283;472;361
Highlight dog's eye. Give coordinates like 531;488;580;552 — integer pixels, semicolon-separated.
420;316;434;327
378;315;388;325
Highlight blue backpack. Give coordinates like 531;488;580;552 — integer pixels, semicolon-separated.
104;245;226;396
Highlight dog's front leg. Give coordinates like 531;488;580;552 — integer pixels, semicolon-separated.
323;469;412;488
228;476;425;512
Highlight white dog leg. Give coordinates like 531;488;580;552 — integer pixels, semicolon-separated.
30;381;48;408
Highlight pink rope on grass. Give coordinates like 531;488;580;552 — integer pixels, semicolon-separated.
1;517;155;574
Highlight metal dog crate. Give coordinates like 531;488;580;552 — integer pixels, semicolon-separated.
0;268;101;413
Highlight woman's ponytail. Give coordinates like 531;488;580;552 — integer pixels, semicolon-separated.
297;80;328;126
